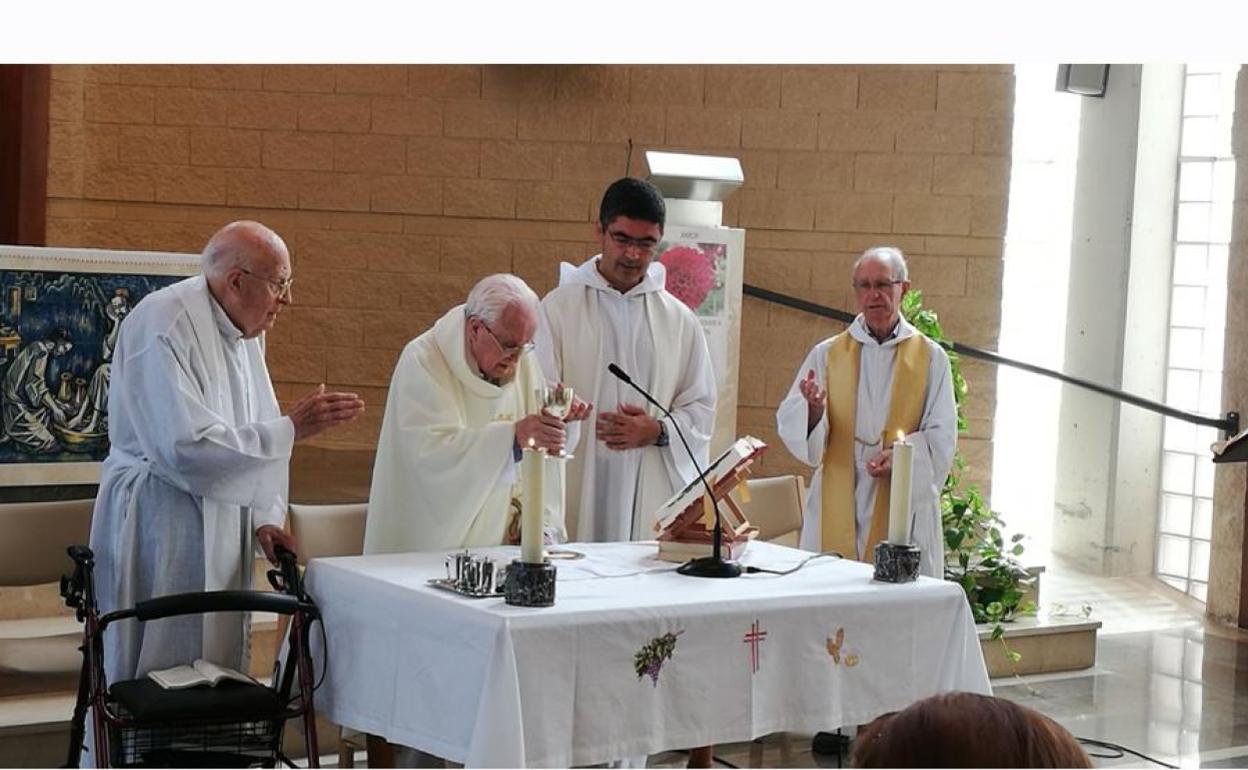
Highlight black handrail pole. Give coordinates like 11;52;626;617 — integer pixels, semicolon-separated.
743;283;1240;438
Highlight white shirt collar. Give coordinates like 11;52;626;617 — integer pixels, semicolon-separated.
848;313;916;348
206;286;244;345
558;255;667;297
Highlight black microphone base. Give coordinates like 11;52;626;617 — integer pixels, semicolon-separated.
677;555;743;579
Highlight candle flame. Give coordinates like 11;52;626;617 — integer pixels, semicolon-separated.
528;437;536;448
896;429;905;442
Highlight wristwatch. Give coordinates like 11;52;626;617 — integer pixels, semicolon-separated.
655;421;670;447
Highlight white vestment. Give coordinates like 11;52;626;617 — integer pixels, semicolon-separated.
88;275;292;685
775;315;957;578
364;306;568;554
536;257;716;542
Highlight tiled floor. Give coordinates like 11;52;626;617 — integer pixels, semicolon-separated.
990;557;1248;769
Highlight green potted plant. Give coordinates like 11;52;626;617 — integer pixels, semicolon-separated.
901;290;1037;661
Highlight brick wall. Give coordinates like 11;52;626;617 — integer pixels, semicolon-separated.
44;64;1012;489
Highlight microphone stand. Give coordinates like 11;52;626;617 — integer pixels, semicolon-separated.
608;363;741;578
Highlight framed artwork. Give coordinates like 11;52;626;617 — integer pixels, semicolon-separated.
0;245;200;486
656;224;745;456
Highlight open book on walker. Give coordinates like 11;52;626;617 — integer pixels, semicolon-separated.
148;659;256;690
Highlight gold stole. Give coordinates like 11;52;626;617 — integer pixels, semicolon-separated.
820;332;929;558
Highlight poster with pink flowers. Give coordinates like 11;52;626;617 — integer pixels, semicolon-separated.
656;224;744;455
658;243;726;318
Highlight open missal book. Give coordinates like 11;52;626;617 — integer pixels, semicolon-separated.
653;436;767;532
148;659;257;690
651;436;766;562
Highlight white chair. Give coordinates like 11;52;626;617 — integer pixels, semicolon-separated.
0;498;94;676
287;502;367;563
733;475;805;547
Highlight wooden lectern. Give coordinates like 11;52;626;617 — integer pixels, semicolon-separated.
652;436;766;562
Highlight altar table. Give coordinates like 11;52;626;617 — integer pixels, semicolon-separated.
303;541;990;767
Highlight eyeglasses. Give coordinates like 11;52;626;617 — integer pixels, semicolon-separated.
607;230;659;256
476;319;535;358
852;279;903;294
239;267;294;299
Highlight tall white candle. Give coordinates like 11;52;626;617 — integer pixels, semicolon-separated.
888;431;914;544
521;438;545;563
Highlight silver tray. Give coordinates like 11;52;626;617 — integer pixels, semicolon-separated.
427;578;504;599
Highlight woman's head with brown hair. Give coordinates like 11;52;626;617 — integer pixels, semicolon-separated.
851;691;1092;768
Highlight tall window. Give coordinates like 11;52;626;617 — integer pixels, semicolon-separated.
1156;64;1237;603
991;64;1082;558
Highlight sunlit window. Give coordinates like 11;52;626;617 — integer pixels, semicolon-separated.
1156;64;1237;603
991;64;1082;558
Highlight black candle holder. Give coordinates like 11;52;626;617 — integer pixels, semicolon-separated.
504;559;557;607
873;542;921;583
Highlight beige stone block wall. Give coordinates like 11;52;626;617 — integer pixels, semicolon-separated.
42;64;1011;493
1208;67;1248;625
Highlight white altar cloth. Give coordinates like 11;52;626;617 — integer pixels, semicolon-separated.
303;540;990;768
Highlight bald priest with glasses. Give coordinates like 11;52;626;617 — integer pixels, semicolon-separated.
776;246;957;579
89;221;365;699
364;274;591;555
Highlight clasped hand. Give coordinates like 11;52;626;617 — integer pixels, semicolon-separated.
596;403;660;451
563;396;593;423
865;447;893;478
516;412;566;453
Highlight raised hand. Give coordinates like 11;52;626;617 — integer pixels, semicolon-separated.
287;384;366;441
800;369;827;431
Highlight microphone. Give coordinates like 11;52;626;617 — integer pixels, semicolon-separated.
607;363;741;578
607;362;632;385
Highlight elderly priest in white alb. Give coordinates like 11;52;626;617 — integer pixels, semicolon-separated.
364;273;590;555
89;221;365;692
776;246;957;578
536;177;716;544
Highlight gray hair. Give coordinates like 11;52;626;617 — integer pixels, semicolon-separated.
852;246;909;282
201;220;288;278
464;273;540;326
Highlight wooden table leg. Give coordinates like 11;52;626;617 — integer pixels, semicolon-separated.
688;745;713;768
366;733;396;768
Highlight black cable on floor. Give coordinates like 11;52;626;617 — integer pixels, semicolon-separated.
1077;737;1178;769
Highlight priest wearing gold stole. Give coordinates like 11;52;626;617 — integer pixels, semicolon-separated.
776;246;956;578
364;274;590;555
